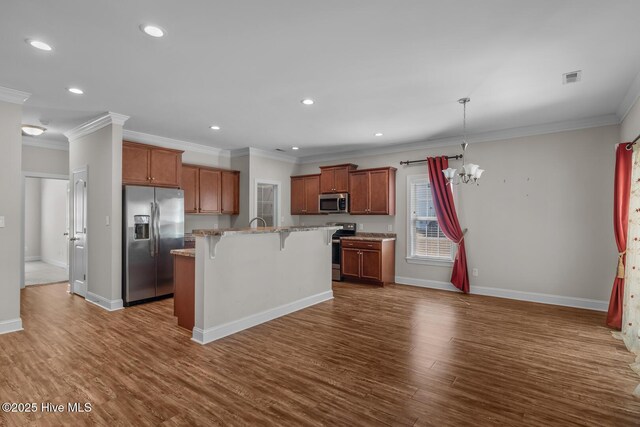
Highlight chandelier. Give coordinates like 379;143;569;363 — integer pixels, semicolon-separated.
442;98;484;185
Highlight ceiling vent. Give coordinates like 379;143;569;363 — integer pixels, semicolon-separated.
563;70;582;84
275;148;285;152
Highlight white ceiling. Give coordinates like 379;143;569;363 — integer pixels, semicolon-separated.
2;0;640;158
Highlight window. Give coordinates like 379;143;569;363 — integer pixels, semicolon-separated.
407;174;454;264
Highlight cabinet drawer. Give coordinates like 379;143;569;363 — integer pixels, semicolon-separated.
341;240;382;251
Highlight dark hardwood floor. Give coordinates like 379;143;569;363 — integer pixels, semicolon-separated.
1;282;639;426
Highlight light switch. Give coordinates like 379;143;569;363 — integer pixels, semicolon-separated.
0;216;5;228
105;215;110;226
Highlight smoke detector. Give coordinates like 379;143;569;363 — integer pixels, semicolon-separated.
563;70;582;85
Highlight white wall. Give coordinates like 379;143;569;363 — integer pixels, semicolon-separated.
22;145;69;175
69;124;123;305
622;96;640;142
40;179;69;268
0;99;24;332
231;155;251;228
250;156;298;227
296;125;619;303
24;177;41;260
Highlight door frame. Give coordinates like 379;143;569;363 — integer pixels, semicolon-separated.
69;166;89;296
253;179;281;227
21;171;71;289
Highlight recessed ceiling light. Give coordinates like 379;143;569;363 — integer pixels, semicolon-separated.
68;87;84;95
375;132;383;137
22;125;46;136
26;39;52;51
210;125;221;130
140;24;165;38
301;99;314;106
292;146;300;150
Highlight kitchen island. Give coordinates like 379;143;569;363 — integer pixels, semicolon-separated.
185;225;340;345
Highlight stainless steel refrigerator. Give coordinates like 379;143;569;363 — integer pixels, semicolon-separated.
123;185;184;306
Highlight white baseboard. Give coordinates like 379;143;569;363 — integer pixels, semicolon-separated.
86;291;124;311
192;290;334;345
41;258;69;270
0;318;23;335
394;276;608;312
25;256;41;262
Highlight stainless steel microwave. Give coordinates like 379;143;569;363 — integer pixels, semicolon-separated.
319;193;349;214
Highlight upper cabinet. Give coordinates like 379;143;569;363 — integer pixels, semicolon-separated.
122;141;183;188
181;164;239;215
319;164;357;193
348;167;396;215
291;174;320;215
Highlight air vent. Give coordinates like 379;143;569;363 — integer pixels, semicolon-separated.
275;148;285;152
563;70;582;84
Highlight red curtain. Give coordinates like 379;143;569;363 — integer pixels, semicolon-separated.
427;156;470;293
607;144;633;329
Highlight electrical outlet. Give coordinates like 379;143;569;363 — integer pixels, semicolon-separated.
387;224;393;232
358;223;364;231
213;223;218;229
472;268;479;277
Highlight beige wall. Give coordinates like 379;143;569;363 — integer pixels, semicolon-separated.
296;125;619;302
622;97;640;143
22;145;69;175
250;156;298;227
69;124;123;304
0;100;24;331
230;155;251;228
24;177;41;260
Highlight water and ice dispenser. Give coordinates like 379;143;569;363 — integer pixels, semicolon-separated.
133;215;150;240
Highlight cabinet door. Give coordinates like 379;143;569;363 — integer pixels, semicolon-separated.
182;166;199;213
341;248;361;278
199;169;221;213
320;169;335;193
349;172;369;214
221;171;239;214
123;143;151;185
150;149;181;187
304;176;320;214
368;169;389;214
361;250;382;281
333;167;350;193
291;177;306;214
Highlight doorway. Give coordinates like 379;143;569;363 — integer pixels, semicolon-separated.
255;180;280;227
22;173;70;287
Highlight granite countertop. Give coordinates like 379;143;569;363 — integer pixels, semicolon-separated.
341;232;397;242
171;248;195;257
192;225;341;237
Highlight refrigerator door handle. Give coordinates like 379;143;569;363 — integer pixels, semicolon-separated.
149;202;156;258
154;202;160;256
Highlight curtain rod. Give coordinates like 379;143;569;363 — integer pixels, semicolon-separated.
399;154;463;166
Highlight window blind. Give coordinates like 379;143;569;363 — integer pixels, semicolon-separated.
409;176;453;260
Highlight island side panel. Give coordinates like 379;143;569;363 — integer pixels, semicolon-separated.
194;230;333;344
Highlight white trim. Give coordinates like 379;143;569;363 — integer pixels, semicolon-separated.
405;257;454;267
85;291;124;311
394;276;608;312
0;318;23;335
192;290;333;344
25;256;41;262
69;166;88;297
41;258;69;270
617;69;640;122
122;129;230;157
64;112;130;142
298;114;619;164
231;147;299;164
23;171;68;180
0;86;31;104
253;178;282;227
23;136;69;151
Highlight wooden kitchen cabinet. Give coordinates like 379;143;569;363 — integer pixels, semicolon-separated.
290;174;320;215
181;164;240;215
319;164;357;194
348;167;396;215
122;141;183;188
341;239;395;285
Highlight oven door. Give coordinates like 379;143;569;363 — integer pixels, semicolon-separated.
331;239;342;281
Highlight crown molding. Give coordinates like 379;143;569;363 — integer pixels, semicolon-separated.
22;136;69;151
230;147;300;164
122;129;230;157
0;86;31;105
617;70;640;122
64;112;130;142
298;114;620;164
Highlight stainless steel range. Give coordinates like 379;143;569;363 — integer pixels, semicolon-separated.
327;222;356;281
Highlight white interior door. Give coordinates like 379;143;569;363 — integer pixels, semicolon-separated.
70;168;88;297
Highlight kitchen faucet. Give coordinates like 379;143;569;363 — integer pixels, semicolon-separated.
248;217;267;227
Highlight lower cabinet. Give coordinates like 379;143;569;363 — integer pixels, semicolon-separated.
341;239;395;285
